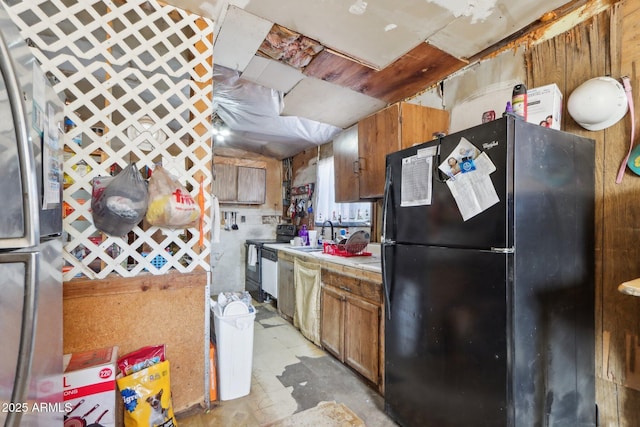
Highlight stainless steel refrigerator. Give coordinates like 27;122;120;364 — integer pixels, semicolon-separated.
0;2;64;426
382;116;596;427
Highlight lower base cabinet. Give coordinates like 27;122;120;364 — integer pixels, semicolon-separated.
320;286;345;357
344;295;379;383
320;268;382;389
277;252;295;321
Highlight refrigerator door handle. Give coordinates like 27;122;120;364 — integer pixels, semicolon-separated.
382;165;393;320
4;252;38;427
491;247;514;253
0;29;39;248
382;165;392;244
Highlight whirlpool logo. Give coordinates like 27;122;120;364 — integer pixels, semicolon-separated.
482;140;499;150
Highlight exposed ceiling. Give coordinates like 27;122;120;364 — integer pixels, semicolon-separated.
161;0;579;159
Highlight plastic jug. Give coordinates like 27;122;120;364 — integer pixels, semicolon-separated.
308;230;318;247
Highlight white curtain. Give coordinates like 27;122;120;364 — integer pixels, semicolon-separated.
315;157;371;225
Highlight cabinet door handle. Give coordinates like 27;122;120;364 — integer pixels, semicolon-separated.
339;286;352;293
353;160;359;175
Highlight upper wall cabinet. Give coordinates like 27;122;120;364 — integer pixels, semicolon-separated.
334;125;361;202
352;102;449;200
237;166;266;204
213;163;238;202
213;161;266;205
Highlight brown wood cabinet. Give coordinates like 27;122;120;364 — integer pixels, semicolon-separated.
338;102;448;200
237;166;266;204
320;285;345;357
320;267;383;389
212;163;266;204
333;124;360;202
212;163;237;202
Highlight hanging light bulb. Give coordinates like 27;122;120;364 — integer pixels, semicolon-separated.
211;112;231;141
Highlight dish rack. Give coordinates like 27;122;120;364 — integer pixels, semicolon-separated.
322;242;371;257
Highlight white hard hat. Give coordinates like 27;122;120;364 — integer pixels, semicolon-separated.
567;76;628;131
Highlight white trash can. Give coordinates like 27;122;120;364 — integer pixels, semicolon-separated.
212;299;255;401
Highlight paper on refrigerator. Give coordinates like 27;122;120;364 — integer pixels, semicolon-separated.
400;146;436;207
438;137;499;221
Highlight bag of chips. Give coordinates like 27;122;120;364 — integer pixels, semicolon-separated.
117;345;165;376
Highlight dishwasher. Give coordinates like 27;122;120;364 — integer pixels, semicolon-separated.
261;246;278;300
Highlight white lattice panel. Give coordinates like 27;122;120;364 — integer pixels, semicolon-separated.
6;0;214;279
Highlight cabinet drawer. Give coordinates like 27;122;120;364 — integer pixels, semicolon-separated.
278;250;295;263
321;268;381;303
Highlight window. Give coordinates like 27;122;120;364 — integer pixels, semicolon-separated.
315;157;371;226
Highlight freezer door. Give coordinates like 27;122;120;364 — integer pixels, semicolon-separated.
0;251;37;427
385;118;511;249
383;244;510;427
20;238;63;426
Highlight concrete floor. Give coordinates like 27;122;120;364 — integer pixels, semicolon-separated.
177;301;398;426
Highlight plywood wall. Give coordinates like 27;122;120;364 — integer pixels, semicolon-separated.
527;2;640;424
63;270;209;413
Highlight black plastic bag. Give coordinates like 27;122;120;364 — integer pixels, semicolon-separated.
91;163;148;236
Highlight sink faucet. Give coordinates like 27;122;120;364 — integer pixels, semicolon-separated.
321;220;335;242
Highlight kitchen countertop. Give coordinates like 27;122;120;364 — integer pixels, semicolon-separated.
264;242;382;274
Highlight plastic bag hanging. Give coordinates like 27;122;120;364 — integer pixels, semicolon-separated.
91;163;148;236
145;165;200;228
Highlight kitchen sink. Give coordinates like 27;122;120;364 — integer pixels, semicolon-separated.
289;246;323;252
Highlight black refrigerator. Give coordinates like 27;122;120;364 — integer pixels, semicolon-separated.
382;116;596;427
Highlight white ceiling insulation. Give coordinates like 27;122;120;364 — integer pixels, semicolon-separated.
163;0;575;159
213;65;341;159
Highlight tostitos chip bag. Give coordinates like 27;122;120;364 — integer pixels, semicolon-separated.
117;360;178;427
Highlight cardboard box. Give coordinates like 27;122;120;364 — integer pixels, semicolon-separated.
527;83;563;130
63;346;118;427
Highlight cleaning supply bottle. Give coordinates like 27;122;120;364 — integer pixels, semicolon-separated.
503;101;514;117
512;83;528;120
298;224;309;246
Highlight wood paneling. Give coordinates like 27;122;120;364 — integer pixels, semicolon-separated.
527;3;640;425
290;147;318;226
304;43;466;104
304;49;376;91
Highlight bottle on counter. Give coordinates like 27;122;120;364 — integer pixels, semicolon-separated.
299;224;309;246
